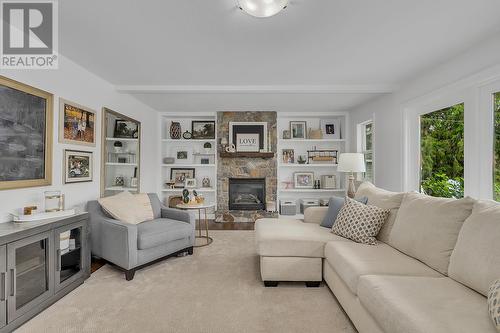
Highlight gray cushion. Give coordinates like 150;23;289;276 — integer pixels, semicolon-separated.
320;196;368;228
147;193;162;218
137;218;192;250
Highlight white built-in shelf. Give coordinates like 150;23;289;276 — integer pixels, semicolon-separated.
105;163;138;167
279;188;346;193
280;164;338;168
162;164;215;167
162;188;215;193
105;137;139;142
162;139;216;143
279;139;346;143
105;186;138;191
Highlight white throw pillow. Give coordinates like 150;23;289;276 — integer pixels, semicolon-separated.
389;192;474;275
488;279;500;332
332;197;390;245
98;191;153;225
449;200;500;296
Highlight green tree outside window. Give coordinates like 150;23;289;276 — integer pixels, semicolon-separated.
420;103;464;198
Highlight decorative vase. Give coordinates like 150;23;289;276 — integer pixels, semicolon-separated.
182;189;190;204
202;177;211;188
170;122;181;139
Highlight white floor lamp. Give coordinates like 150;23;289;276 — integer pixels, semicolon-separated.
338;153;366;198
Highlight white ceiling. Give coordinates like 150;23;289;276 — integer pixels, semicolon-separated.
60;0;500;112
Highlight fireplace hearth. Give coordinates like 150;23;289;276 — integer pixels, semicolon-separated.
229;178;266;211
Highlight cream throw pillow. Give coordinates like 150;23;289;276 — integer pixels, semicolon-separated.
389;192;474;275
448;200;500;296
354;182;405;243
332;197;390;245
98;191;153;225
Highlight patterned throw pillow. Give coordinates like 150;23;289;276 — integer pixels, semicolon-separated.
332;197;390;245
488;279;500;332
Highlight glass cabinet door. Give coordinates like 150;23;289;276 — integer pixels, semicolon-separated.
0;246;6;329
7;231;54;322
55;222;85;291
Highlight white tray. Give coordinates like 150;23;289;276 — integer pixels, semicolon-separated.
13;209;76;222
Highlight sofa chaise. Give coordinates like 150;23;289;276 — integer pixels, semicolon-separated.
255;182;500;333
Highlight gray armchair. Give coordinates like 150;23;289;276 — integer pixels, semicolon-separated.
87;193;195;280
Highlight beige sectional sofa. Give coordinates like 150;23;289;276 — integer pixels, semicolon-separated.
255;183;500;333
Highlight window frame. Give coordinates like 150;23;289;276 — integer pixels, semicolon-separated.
479;80;500;200
403;92;470;195
357;120;375;183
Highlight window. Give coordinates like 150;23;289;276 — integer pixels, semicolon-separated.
360;122;373;182
420;103;464;198
494;92;500;201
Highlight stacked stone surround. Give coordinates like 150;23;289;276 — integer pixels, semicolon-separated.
216;112;278;222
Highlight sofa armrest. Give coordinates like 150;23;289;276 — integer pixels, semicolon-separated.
99;217;138;269
87;200;137;269
304;206;329;224
161;206;196;226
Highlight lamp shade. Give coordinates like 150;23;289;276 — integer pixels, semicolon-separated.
238;0;288;18
337;153;366;173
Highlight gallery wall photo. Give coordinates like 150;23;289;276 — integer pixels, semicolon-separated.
0;76;53;190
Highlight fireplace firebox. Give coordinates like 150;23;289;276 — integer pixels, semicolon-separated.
229;178;266;211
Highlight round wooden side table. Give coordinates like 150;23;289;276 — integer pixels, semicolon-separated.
176;203;214;247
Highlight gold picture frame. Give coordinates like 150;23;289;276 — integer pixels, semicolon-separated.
0;76;53;190
59;98;96;146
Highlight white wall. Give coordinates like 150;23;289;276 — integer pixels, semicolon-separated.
0;56;159;222
350;33;500;193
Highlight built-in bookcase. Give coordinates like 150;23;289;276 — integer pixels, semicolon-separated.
157;112;349;221
159;112;217;216
277;112;349;218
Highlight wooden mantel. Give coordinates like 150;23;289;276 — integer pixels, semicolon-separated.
219;152;275;159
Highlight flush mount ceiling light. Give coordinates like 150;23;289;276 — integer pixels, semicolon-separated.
238;0;288;18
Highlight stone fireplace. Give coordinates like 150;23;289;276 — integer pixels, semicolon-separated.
229;178;266;211
216;111;278;222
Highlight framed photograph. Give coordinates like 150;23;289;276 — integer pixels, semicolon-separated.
59;98;96;146
236;133;260;152
177;151;188;160
294;172;314;189
282;149;294;164
191;120;215;139
170;168;195;188
64;150;93;184
0;76;53;190
290;121;307;139
171;146;193;163
229;122;268;151
114;119;139;139
184;178;197;188
320;118;341;139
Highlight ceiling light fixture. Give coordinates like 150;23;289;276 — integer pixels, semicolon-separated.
238;0;288;18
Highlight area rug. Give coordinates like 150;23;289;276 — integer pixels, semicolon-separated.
16;231;356;333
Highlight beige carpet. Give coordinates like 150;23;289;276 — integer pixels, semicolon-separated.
17;231;356;333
